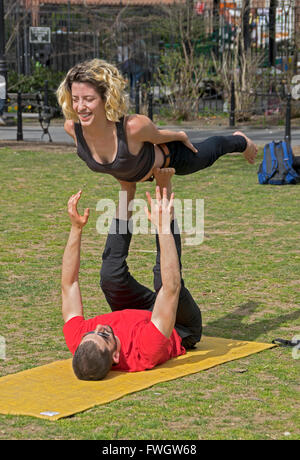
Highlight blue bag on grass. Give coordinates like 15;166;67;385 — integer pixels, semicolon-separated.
258;140;300;185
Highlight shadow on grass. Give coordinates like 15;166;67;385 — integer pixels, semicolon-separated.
204;301;300;342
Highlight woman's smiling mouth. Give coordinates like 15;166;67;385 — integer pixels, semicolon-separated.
79;112;92;120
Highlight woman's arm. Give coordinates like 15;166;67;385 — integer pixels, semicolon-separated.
64;119;76;143
127;114;197;153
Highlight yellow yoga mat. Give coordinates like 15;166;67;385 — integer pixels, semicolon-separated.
0;336;276;421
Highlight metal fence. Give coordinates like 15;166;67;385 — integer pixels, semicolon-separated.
4;1;300;118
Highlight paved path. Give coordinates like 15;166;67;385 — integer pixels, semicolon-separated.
1;122;300;146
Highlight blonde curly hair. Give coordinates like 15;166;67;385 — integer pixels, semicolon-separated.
56;59;128;122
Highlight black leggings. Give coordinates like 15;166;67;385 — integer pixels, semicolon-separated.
100;218;202;348
166;135;247;175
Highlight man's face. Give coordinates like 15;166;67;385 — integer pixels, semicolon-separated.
80;324;120;363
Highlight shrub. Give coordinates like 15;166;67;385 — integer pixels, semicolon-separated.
7;66;65;115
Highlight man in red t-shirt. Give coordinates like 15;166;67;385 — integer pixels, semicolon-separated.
62;169;202;380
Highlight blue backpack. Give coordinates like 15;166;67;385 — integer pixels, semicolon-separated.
258;140;300;185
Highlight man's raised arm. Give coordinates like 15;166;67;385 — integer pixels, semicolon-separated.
61;190;89;323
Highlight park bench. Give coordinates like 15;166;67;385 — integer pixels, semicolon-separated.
7;84;55;142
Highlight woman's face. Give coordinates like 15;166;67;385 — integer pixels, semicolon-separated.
71;82;105;126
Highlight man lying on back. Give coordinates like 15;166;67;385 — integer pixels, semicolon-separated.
62;169;202;379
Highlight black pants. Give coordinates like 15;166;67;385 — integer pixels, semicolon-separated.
167;135;247;175
293;156;300;174
100;218;202;348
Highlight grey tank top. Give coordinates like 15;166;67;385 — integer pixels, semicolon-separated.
74;117;155;182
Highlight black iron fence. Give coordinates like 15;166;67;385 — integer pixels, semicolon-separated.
3;1;300;120
5;3;299;72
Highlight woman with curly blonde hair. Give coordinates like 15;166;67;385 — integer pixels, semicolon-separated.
57;59;257;185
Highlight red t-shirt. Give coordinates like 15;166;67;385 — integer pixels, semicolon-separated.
63;309;185;372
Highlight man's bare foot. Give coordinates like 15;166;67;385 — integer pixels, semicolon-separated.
153;168;175;198
233;131;258;164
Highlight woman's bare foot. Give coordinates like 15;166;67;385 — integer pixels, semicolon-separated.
233;131;258;164
153;168;175;198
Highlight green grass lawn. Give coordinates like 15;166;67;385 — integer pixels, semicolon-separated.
0;144;299;440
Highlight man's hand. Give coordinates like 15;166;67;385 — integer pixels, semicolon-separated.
144;186;174;234
67;190;89;229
